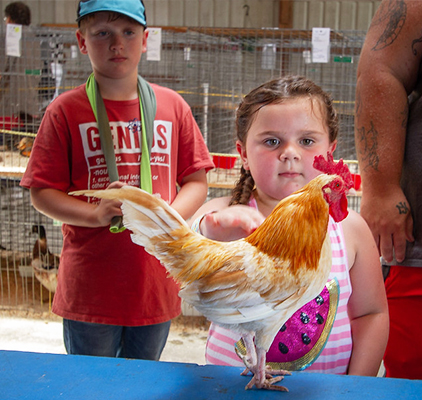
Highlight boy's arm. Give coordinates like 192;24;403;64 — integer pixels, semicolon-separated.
170;169;209;220
30;182;124;228
30;169;208;227
343;211;389;376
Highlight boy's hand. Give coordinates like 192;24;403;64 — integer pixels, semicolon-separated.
93;181;126;227
201;205;265;242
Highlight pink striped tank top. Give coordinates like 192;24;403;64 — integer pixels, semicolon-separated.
205;202;353;374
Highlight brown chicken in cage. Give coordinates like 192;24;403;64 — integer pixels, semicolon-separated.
16;137;34;157
31;225;59;293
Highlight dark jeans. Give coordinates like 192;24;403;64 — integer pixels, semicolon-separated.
63;318;171;360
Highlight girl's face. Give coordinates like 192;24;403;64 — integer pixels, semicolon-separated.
76;12;147;81
237;97;336;206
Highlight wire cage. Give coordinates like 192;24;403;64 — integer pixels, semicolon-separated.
140;27;365;159
0;25;365;313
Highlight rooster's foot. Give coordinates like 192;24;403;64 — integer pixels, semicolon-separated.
266;365;292;377
244;374;288;391
241;366;291;378
242;366;291;391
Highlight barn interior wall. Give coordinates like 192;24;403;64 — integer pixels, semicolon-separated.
0;1;380;30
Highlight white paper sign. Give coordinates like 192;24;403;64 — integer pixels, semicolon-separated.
6;23;22;57
312;27;330;63
147;28;162;61
262;44;276;70
303;50;312;64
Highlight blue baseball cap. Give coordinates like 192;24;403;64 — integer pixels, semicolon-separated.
77;0;147;27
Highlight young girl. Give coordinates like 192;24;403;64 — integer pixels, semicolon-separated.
190;76;388;376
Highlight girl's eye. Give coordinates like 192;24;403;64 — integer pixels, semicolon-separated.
301;138;314;146
264;138;280;147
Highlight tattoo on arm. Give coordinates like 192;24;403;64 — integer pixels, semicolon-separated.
372;0;407;51
356;122;379;171
396;201;409;215
412;35;422;55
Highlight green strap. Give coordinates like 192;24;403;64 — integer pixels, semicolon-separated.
137;75;156;161
85;73;156;232
94;78;119;182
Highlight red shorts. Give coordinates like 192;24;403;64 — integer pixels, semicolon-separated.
384;265;422;379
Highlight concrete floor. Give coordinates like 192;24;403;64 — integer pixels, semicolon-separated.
0;313;209;365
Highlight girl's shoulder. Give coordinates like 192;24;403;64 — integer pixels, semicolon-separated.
342;208;368;233
341;208;378;270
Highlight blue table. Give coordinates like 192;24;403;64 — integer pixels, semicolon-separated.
1;350;421;399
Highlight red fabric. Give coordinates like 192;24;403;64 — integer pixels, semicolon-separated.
384;265;422;379
21;83;214;326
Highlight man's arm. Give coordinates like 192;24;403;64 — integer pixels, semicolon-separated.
354;0;422;262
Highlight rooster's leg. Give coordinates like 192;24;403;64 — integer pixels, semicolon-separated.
238;333;257;375
245;348;290;391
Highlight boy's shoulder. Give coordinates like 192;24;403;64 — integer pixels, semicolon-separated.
149;82;184;101
48;83;87;107
148;82;191;115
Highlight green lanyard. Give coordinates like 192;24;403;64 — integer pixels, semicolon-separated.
86;73;153;232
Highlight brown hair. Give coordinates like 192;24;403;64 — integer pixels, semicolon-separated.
229;75;339;206
4;1;30;26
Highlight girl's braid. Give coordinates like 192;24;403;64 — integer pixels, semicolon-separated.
229;167;255;206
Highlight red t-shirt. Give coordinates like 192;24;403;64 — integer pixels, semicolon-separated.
21;83;214;326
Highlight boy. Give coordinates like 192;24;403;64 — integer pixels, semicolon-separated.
20;0;214;360
1;1;40;120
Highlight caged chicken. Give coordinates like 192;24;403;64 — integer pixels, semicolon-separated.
71;153;353;391
16;137;34;157
31;225;59;293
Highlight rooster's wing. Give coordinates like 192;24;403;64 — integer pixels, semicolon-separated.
70;186;313;336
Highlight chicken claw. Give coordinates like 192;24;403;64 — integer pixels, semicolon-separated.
242;350;291;391
244;372;289;391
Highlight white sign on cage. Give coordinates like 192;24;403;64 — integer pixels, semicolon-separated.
6;23;22;57
147;28;162;61
262;44;277;70
312;27;331;63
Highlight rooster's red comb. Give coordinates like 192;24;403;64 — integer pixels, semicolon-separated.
313;153;354;190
